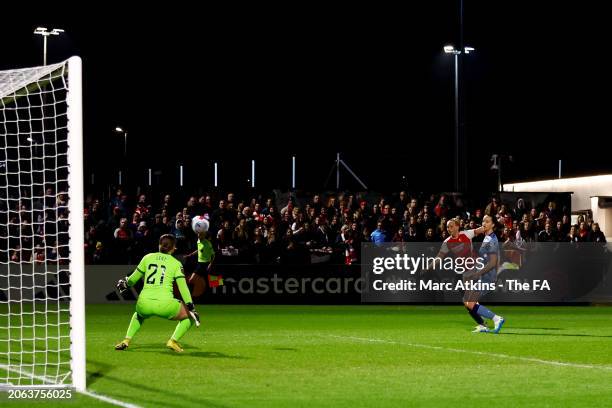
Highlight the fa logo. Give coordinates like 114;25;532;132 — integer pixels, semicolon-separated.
533;280;550;291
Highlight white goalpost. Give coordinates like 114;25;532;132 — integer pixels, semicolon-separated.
0;57;85;390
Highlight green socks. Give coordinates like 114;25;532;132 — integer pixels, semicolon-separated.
171;318;193;341
126;312;145;339
125;312;193;343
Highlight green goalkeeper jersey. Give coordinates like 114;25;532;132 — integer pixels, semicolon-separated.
127;252;192;303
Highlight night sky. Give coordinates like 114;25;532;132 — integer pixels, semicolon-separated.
2;3;610;194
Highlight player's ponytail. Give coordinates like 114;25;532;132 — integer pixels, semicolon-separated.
488;216;504;237
159;234;176;254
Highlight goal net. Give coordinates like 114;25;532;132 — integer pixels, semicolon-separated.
0;57;85;390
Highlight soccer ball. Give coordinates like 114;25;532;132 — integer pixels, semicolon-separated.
192;215;209;234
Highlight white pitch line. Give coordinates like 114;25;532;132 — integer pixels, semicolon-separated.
325;334;612;372
0;364;142;408
0;363;60;385
79;389;143;408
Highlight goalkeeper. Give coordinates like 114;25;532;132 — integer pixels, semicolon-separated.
114;234;200;353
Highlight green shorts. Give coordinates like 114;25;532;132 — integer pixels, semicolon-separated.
136;297;182;320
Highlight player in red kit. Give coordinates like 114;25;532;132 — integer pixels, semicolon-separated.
425;219;488;331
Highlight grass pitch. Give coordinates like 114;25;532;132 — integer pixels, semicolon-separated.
2;304;612;407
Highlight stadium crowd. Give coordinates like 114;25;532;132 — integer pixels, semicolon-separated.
79;189;606;265
1;188;607;266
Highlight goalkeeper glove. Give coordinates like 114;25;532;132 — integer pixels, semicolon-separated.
116;277;129;294
186;302;201;327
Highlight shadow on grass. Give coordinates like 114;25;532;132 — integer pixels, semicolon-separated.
86;358;230;408
108;342;250;360
500;331;612;338
183;351;249;359
86;359;115;386
272;347;298;351
509;327;564;330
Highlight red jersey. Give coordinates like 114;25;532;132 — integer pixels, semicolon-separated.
440;229;476;258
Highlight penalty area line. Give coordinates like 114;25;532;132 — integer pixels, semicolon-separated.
323;334;612;372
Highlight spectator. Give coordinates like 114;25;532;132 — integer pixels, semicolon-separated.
545;201;559;222
233;218;250;249
89;199;105;226
350;222;362;248
261;198;275;216
561;214;571;236
295;222;315;248
129;212;141;235
434;195;449;218
370;222;387;244
85;225;99;257
44;187;55;210
93;241;107;264
109;188;123;216
186;196;198;218
150;214;169;243
555;221;565;242
501;227;513;244
211;200;227;229
388;207;400;231
250;227;269;263
472;208;483;224
503;214;513;229
358;200;368;216
108;206;123;231
468;219;478;230
47;241;58;263
113;217;133;263
216;220;233;250
513;198;527;221
311;195;322;214
160;194;175;216
565;225;581;243
314;217;331;246
10;246;22;263
578;222;589;241
535;212;547;232
484;197;499;216
135;194;150;218
173;218;190;253
329;215;341;237
34;244;45;264
200;195;213;216
371;204;381;222
280;198;295;217
133;221;151;258
117;194;129;218
267;226;280;254
425;227;437;242
253;202;263;219
523;212;534;227
422;212;433;230
392;227;406;242
335;225;357;265
589;223;607;243
407;225;419;242
396;191;409;212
